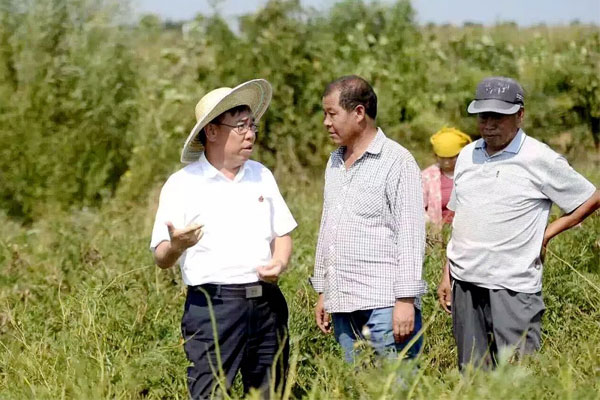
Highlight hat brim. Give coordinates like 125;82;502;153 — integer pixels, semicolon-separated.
181;79;272;163
467;99;521;115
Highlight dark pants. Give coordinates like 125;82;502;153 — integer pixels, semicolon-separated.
181;282;289;399
452;279;545;370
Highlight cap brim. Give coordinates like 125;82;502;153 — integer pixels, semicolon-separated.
181;79;272;163
467;99;521;115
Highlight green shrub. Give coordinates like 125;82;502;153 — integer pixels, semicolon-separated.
0;0;138;221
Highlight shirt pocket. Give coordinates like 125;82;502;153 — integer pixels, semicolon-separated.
351;184;383;218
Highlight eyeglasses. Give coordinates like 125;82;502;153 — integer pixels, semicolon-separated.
215;120;259;135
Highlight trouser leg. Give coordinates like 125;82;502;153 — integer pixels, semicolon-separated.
181;289;248;400
366;306;423;360
240;284;290;397
489;289;545;359
332;311;371;363
333;306;423;362
452;279;494;370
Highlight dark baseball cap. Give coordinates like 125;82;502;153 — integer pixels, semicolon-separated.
467;77;524;115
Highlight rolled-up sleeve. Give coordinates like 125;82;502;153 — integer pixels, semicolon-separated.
390;158;427;299
311;178;330;293
310;206;328;293
311;159;335;294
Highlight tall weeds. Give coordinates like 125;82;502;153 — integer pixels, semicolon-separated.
0;1;599;398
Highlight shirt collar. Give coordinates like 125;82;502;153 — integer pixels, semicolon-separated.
331;127;385;165
474;128;526;155
365;128;385;155
332;146;344;163
199;152;249;182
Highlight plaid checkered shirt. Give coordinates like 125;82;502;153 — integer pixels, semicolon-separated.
311;129;427;312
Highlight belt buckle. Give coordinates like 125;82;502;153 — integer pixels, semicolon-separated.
245;285;262;298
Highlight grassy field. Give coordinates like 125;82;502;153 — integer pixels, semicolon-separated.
0;1;599;398
0;164;598;399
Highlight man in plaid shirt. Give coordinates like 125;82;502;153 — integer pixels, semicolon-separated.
311;75;427;362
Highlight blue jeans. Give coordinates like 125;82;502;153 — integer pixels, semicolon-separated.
332;306;423;363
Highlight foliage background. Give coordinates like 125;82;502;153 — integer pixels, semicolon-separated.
0;0;598;398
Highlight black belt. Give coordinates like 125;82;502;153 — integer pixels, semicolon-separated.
188;282;268;299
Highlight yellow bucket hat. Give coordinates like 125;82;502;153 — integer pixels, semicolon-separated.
430;127;472;157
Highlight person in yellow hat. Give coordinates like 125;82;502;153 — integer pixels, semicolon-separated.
421;127;472;226
150;79;297;399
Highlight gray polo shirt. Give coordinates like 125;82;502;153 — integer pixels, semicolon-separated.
447;129;596;293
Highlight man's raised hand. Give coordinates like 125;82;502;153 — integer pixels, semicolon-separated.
166;221;204;251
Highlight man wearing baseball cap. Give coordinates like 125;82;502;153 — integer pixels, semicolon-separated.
150;79;297;398
437;76;599;369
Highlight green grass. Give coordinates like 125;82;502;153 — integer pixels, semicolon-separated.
0;167;598;399
1;1;599;398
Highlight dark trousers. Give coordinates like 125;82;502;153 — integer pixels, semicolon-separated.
452;279;545;370
181;282;289;399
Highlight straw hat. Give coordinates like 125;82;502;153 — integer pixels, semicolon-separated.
181;79;272;163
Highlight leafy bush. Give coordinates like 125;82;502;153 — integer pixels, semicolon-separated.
0;0;138;221
0;0;598;217
0;2;599;398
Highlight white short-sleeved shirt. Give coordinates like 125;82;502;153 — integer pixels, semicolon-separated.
447;129;596;293
150;153;297;285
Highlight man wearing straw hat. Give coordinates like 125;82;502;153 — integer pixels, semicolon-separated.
437;76;600;369
150;79;297;399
